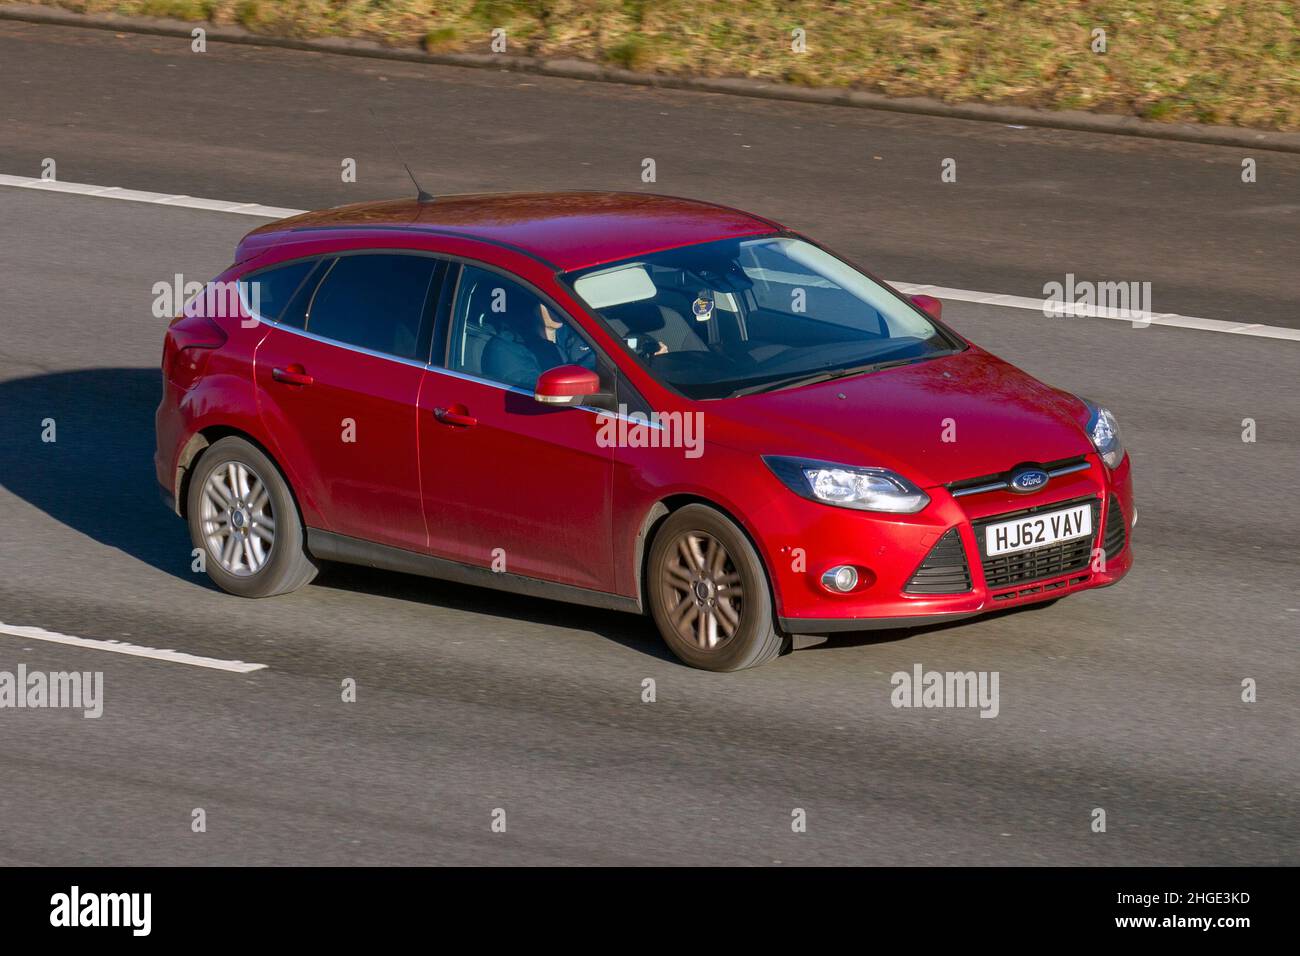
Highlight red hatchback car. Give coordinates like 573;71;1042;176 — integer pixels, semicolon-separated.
155;192;1134;670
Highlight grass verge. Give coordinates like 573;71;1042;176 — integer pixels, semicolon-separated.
31;1;1300;130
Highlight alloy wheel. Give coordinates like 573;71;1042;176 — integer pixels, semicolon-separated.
661;531;744;651
199;460;275;576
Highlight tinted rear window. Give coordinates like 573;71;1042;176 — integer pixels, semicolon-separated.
306;254;439;360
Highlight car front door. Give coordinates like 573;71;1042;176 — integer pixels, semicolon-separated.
417;263;616;592
253;252;445;552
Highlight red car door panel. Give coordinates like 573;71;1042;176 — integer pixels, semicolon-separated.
417;370;613;591
255;328;426;551
418;262;615;591
252;252;443;552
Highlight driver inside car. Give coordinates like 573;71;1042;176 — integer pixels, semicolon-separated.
542;304;598;370
482;299;596;389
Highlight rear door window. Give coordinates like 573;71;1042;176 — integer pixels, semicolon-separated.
304;254;441;361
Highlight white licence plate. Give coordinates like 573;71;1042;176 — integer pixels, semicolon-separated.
984;503;1092;557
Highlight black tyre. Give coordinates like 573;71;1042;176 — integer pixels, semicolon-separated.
186;436;317;598
646;504;787;671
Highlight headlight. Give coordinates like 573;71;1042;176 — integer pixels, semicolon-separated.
763;456;930;513
1083;399;1125;469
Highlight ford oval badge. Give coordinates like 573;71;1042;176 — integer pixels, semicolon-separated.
1009;468;1049;494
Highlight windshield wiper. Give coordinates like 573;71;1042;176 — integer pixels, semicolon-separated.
732;355;937;397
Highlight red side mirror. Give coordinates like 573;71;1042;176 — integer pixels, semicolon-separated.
910;294;943;321
534;364;600;405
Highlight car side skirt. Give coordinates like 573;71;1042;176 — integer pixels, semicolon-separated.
306;529;643;615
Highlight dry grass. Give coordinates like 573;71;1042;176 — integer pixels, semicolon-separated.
40;1;1300;130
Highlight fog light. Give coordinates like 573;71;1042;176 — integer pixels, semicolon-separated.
821;565;859;593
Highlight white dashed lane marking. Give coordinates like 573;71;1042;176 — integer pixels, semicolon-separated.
0;622;268;673
0;172;302;219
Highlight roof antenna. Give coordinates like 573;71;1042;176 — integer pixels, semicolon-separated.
367;107;435;203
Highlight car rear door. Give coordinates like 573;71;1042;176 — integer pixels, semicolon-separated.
416;262;617;592
253;252;445;552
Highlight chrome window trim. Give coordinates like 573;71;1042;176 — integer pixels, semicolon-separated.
238;278;428;371
429;363;663;427
237;251;662;428
242;303;661;428
268;318;430;372
429;362;532;397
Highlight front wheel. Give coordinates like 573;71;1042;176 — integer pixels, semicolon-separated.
646;504;786;671
186;436;317;597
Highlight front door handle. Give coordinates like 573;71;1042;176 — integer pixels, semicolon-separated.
434;405;477;428
272;365;314;386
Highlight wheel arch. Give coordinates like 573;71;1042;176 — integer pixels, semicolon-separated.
634;493;784;630
177;426;304;530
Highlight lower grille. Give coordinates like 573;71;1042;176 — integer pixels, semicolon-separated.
904;528;972;594
991;575;1090;601
1102;495;1127;560
974;497;1101;589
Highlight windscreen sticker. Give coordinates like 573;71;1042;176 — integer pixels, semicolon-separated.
692;294;714;322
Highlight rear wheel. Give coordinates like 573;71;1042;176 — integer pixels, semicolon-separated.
646;504;786;671
186;436;317;597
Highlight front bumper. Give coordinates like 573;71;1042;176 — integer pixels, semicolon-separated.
768;453;1135;633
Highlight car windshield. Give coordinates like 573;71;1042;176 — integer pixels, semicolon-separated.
561;235;961;400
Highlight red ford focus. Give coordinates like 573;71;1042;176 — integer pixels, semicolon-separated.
155;192;1134;670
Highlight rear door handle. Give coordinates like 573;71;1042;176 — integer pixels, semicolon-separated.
272;366;314;386
434;406;477;428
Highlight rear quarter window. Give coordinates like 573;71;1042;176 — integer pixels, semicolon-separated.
239;259;316;325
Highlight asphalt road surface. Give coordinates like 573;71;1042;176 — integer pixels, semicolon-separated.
0;22;1297;866
3;19;1300;327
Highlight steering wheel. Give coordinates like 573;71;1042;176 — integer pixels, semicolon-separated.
632;334;664;361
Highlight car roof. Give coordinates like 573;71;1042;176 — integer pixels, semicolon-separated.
239;191;785;271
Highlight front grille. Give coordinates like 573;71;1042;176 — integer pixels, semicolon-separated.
974;496;1102;589
904;528;972;594
1102;495;1127;561
946;455;1089;498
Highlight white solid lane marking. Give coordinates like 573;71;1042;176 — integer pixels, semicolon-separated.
892;283;1300;341
0;622;267;673
3;173;1297;342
